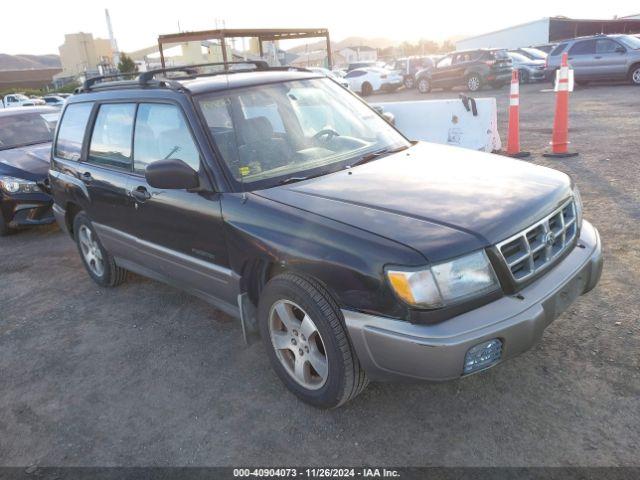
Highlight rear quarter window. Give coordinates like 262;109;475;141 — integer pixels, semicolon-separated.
55;102;94;161
550;43;568;56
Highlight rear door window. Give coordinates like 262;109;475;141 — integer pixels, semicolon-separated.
133;103;201;174
55;102;94;161
596;39;622;54
88;103;136;171
569;40;596;55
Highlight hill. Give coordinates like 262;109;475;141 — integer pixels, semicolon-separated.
0;54;61;71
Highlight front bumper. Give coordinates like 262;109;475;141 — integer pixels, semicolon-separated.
343;220;603;382
1;193;54;228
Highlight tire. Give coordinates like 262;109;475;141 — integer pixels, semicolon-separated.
519;69;529;84
258;273;368;408
73;212;127;287
466;73;482;92
629;64;640;85
549;69;558;86
360;82;373;97
417;77;431;94
403;76;415;89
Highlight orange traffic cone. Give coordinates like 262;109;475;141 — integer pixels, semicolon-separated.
506;69;529;158
544;52;578;158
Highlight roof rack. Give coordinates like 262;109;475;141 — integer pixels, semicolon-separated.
76;61;314;94
138;60;272;84
78;72;139;92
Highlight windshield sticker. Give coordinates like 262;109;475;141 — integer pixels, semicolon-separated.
239;166;250;177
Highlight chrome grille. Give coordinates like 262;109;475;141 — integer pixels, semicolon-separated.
496;199;578;283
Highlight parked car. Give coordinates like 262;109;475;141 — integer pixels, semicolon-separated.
49;65;602;408
344;67;403;96
0;107;59;235
388;56;438;89
43;95;66;107
415;49;512;93
306;67;350;89
1;93;37;108
510;47;548;61
507;51;546;83
546;34;640;85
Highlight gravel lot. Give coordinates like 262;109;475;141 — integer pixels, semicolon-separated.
1;82;639;467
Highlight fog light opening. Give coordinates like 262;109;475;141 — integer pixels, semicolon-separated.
463;339;502;375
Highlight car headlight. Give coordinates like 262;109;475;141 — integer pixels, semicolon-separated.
573;186;583;228
0;175;41;194
387;251;499;309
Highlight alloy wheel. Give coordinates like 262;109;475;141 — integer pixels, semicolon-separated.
468;75;480;91
78;225;104;277
268;300;328;390
633;68;640;85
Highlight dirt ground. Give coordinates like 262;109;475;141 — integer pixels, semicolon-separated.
1;82;639;467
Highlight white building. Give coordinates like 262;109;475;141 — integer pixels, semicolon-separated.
456;16;640;51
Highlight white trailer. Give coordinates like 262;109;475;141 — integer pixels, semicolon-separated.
456;16;640;51
456;18;550;51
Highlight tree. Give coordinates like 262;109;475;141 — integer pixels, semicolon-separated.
118;53;137;74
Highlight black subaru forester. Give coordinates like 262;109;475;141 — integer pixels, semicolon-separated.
49;63;602;408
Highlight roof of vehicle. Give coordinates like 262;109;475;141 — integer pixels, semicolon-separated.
561;33;628;42
72;69;324;98
0;106;59;118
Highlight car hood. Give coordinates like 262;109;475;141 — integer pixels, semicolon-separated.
0;143;52;181
255;142;572;263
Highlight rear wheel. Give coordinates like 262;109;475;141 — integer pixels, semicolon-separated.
629;65;640;85
467;73;482;92
73;212;127;287
518;69;529;84
360;82;373;97
258;273;368;408
417;77;431;94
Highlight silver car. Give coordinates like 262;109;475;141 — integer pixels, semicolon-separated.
546;34;640;85
507;51;546;83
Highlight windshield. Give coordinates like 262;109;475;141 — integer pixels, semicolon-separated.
618;35;640;49
0;111;58;150
197;78;409;190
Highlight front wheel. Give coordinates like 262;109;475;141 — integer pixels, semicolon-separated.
403;76;415;89
417;77;431;94
73;212;127;287
258;273;368;408
467;73;482;92
629;65;640;85
360;82;373;97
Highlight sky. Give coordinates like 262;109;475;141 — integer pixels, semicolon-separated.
3;0;639;55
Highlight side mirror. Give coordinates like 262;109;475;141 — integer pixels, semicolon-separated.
145;158;199;190
615;46;626;54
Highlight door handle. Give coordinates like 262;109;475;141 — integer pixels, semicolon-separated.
131;186;151;202
81;171;93;183
594;56;602;59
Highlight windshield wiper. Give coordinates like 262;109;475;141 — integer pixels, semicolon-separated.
348;145;409;168
276;176;311;186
